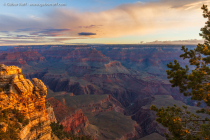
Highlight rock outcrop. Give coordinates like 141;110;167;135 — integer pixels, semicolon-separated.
0;64;52;140
81;49;110;62
46;97;89;134
46;102;57;124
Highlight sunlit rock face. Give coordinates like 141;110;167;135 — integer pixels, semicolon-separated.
0;64;52;140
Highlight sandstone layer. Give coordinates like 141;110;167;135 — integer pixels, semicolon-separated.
0;64;52;140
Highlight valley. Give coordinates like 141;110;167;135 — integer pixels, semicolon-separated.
0;44;199;139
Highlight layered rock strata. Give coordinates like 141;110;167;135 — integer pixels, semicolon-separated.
0;64;52;140
46;97;89;134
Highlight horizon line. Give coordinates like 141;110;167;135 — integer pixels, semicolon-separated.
0;44;200;47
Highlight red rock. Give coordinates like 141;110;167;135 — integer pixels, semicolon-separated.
46;97;89;134
0;51;46;66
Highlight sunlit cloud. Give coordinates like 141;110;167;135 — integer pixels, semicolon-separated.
78;25;103;29
160;0;210;8
145;39;204;44
0;0;210;45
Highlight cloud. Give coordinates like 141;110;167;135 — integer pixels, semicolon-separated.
16;35;31;37
30;28;72;36
0;15;44;31
0;31;9;33
53;37;87;41
160;0;210;9
46;0;208;38
78;25;103;29
0;0;210;45
0;36;85;45
78;32;96;36
84;25;102;28
15;28;38;32
145;39;204;44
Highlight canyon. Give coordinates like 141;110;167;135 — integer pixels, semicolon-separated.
0;45;198;139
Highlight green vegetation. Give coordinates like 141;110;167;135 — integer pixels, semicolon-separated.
14;111;29;126
0;83;11;92
16;113;24;123
0;109;23;140
50;122;91;140
45;101;51;108
0;108;31;140
144;95;205;117
23;119;29;126
151;105;207;139
0;123;20;140
3;84;10;91
2;109;9;118
151;4;210;140
30;126;35;132
12;109;19;115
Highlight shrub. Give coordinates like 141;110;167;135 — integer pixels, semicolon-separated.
0;123;20;140
23;119;29;126
12;109;19;115
14;122;21;130
2;109;9;118
16;113;25;123
45;102;51;108
0;114;4;122
3;84;10;91
30;126;36;132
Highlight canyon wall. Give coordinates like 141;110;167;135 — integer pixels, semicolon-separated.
46;97;89;134
0;64;52;140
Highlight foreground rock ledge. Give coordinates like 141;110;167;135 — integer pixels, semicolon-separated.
0;64;52;140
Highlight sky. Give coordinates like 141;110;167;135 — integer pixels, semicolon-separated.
0;0;210;45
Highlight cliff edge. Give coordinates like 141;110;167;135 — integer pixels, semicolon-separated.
0;64;52;140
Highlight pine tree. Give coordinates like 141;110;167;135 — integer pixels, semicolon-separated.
151;4;210;140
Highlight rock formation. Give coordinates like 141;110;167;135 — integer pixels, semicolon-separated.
0;51;45;66
81;49;110;62
46;97;89;134
0;45;197;140
46;102;57;124
0;64;52;140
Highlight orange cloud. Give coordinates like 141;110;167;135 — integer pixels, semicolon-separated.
48;0;208;38
0;0;210;45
